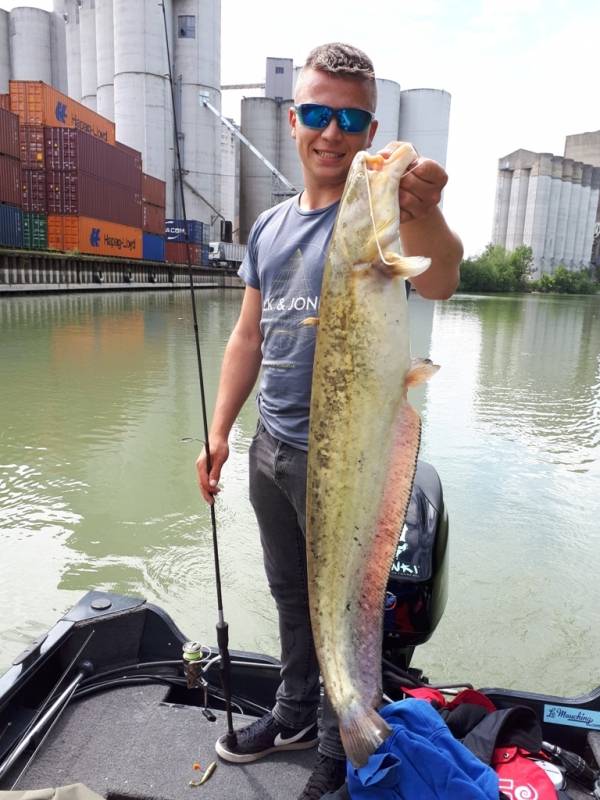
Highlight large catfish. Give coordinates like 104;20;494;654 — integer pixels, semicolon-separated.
306;142;439;767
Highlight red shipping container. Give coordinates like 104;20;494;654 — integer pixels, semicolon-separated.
45;169;141;227
0;94;10;111
142;172;166;207
19;125;45;168
0;108;20;159
0;153;22;206
165;241;201;265
142;202;165;235
21;167;47;213
115;140;142;171
9;81;115;144
44;128;142;191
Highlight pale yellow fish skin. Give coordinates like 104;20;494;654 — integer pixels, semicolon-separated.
306;142;432;766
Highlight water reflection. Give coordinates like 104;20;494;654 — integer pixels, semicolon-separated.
1;290;599;695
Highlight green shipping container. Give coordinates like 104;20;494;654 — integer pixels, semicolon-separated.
22;212;48;250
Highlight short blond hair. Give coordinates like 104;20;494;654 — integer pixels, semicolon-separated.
296;43;378;111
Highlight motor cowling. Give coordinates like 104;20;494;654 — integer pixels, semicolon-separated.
383;460;448;662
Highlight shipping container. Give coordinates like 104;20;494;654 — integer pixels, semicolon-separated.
209;241;246;263
21;168;47;213
0;108;20;160
142;232;165;262
47;214;78;252
0;205;24;248
165;241;201;265
142;173;166;208
115;140;142;171
19;124;45;168
142;202;165;235
0;95;10;111
47;214;142;259
44;128;142;190
165;219;208;244
9;81;116;144
46;170;141;227
22;212;48;249
200;244;210;266
0;154;21;207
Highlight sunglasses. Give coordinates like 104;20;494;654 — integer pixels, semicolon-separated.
293;103;374;134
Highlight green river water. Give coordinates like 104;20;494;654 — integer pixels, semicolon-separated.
1;289;599;694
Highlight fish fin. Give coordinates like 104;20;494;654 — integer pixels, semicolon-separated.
374;253;431;279
406;357;440;387
338;701;392;768
301;316;320;326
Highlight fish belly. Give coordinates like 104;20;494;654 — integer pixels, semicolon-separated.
307;266;420;766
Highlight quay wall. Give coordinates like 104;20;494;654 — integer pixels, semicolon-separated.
0;248;243;293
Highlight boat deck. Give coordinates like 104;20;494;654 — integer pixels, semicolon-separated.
6;684;315;799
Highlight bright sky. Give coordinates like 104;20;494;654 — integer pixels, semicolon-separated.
2;0;599;256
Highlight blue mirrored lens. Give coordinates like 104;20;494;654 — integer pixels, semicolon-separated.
336;107;372;133
296;104;372;133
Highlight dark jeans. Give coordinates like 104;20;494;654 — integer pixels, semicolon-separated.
249;420;345;760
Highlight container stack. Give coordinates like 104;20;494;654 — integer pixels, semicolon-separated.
0;105;23;248
4;81;145;260
165;219;210;265
142;173;166;262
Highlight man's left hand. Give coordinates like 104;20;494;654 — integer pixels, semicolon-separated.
399;158;448;223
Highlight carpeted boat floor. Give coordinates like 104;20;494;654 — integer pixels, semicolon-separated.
9;685;316;800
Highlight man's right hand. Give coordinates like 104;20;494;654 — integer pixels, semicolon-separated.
196;436;229;505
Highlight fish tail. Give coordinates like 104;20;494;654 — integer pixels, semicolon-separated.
338;701;392;768
375;253;431;278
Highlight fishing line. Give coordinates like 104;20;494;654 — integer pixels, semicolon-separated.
159;0;236;745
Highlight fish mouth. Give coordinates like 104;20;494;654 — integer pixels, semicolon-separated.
363;142;418;173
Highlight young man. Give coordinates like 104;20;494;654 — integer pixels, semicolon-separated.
197;43;463;800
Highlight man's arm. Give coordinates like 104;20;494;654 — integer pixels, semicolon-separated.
398;158;463;300
196;286;263;504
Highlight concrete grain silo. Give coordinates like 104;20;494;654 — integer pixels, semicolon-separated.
371;78;400;153
173;0;221;229
564;162;583;268
50;1;68;94
553;158;574;266
78;0;98;111
64;0;82;101
398;88;451;168
573;165;592;268
240;97;279;242
9;7;53;83
95;0;115;120
0;10;9;93
113;0;174;215
219;122;240;238
492;165;512;248
542;157;564;272
522;153;552;277
585;168;600;267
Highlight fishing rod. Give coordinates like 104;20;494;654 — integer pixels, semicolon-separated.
159;0;236;747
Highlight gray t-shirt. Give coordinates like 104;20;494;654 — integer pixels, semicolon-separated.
239;194;339;450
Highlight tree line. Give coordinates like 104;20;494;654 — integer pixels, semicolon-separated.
459;245;598;294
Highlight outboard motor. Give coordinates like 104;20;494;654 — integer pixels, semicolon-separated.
383;460;448;670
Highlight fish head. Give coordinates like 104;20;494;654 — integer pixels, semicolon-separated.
335;142;420;270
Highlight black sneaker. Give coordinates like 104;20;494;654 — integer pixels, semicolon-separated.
215;711;318;764
297;752;347;800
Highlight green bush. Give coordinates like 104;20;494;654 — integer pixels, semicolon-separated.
459;245;598;294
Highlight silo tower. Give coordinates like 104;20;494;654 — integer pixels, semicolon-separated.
0;10;9;93
9;7;53;84
113;0;175;215
172;0;221;230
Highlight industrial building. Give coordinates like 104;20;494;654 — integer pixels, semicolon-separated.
2;3;452;244
492;138;600;277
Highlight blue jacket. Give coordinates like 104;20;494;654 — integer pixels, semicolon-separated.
347;699;499;799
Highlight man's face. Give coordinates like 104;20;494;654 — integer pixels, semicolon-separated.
289;68;378;193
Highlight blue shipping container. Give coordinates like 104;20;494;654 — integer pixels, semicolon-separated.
143;232;165;262
0;204;24;248
164;218;205;244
